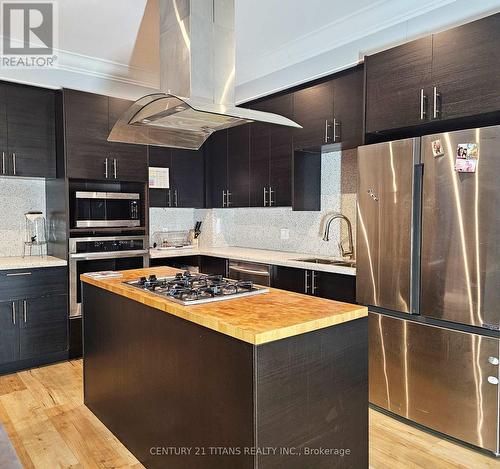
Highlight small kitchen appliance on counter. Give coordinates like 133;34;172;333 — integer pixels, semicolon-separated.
23;211;47;257
125;271;269;305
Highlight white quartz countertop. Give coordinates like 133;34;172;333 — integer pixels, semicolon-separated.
0;256;67;271
149;246;356;276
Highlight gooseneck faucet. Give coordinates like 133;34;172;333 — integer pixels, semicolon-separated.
322;213;354;259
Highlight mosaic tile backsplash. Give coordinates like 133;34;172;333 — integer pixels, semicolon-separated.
150;150;357;257
0;178;46;257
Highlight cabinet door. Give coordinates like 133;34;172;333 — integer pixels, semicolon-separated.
332;67;364;150
64;90;109;180
171;148;205;208
206;130;228;208
19;294;68;360
293;81;334;150
227;125;250;207
269;94;293;206
6;84;56;178
365;36;433;133
249;121;270;207
272;266;308;294
108;97;148;182
313;271;356;303
199;256;227;276
148;146;172;207
0;301;18;365
431;14;500;121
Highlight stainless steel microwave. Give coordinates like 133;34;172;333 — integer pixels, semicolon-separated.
73;191;141;228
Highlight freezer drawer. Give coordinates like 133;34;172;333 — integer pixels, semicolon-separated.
357;138;418;313
370;312;500;453
421;126;500;329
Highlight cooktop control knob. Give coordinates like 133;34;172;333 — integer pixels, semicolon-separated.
148;274;157;282
139;276;147;285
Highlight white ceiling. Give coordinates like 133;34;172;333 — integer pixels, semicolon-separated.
1;0;499;102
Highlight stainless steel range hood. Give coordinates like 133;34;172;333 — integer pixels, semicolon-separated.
108;0;301;150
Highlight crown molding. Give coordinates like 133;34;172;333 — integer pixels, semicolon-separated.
237;0;455;84
0;36;160;89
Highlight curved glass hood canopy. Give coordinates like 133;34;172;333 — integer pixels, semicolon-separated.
108;0;301;150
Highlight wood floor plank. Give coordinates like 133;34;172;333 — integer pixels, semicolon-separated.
0;401;35;469
0;389;80;468
46;403;139;468
0;374;26;397
369;409;498;469
0;360;498;469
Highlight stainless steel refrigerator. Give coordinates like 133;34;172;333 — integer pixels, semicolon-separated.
357;125;500;454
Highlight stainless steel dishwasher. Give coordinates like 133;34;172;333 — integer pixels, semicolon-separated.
227;260;272;286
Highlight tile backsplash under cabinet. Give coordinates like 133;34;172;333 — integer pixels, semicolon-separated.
0;178;46;257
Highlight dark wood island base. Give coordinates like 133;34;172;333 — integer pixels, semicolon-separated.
83;273;367;469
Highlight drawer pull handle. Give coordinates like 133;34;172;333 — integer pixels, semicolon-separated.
6;272;32;276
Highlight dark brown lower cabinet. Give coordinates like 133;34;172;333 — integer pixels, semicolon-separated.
0;267;68;374
273;265;356;303
83;284;368;469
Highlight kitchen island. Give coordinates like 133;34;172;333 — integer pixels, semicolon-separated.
82;267;368;469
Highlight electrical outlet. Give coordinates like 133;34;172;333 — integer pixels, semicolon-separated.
280;228;290;240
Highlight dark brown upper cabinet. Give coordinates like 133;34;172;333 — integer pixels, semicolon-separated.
206;130;228;208
227;125;250;207
0;82;56;178
431;14;500;121
205;126;250;208
365;36;433;133
292;67;364;151
148;146;204;208
249;94;293;207
293;81;334;150
365;13;500;134
64;90;147;182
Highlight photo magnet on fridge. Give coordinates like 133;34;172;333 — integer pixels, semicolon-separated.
431;139;445;157
455;143;479;173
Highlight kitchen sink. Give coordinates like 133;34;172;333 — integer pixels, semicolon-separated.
292;258;356;268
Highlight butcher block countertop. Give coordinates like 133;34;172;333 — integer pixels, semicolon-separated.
81;266;367;345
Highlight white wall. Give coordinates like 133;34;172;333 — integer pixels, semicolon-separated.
0;179;46;257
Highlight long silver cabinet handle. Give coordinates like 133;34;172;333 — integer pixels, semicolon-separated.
113;158;117;179
226;190;231;206
333;118;341;142
23;300;27;323
304;270;309;294
11;302;16;325
222;190;226;207
269;187;275;206
12;153;16;175
263;187;268;207
1;151;5;174
324;120;330;143
174;189;178;207
420;89;427;120
311;271;317;294
104;158;109;178
433;86;441;119
6;272;32;276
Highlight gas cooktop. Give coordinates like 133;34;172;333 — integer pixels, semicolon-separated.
124;271;269;305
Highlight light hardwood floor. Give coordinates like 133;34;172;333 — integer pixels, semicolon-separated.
0;360;497;468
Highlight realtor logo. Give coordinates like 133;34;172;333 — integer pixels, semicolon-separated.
1;1;57;67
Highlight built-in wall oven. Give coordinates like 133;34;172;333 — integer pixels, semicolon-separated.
69;235;149;317
73;191;141;228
